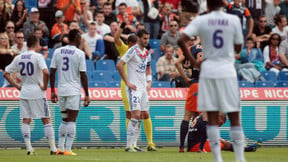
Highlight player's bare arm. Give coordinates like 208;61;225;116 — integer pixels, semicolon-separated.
116;60;137;91
3;72;21;90
146;65;152;92
38;68;49;91
177;34;200;69
175;55;192;84
50;68;58;103
80;71;90;107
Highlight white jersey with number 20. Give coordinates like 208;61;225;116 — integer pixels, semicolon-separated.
50;45;86;96
183;11;243;79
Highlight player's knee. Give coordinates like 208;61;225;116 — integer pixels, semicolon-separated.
22;118;31;124
126;111;131;119
141;111;150;119
41;118;51;125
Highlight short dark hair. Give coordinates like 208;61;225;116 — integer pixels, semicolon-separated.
119;2;127;7
128;34;137;44
104;2;111;7
68;29;81;43
96;10;105;16
27;35;39;48
34;26;42;32
136;23;145;29
246;37;254;42
137;29;149;38
207;0;223;11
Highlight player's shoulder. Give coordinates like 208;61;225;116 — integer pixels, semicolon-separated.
126;44;138;54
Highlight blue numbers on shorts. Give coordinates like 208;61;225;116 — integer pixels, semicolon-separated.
62;57;69;71
213;30;224;48
19;62;34;76
133;96;140;103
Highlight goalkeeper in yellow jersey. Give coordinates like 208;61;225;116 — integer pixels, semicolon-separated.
115;22;156;151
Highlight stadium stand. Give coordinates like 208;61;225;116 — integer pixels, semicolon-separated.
93;71;113;82
152;81;171;88
238;81;254;87
96;60;116;71
255;81;276;87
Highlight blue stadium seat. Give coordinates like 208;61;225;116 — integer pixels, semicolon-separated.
48;48;55;60
279;71;288;81
86;71;93;81
96;60;116;71
90;81;108;87
150;59;157;80
152;81;171;88
255;81;275;87
93;71;113;82
108;81;121;87
149;39;161;50
0;71;4;85
112;71;121;81
275;81;288;87
151;49;162;61
261;71;277;82
86;60;95;72
238;81;254;87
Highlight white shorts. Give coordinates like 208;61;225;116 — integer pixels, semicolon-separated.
198;78;240;113
59;95;81;111
126;88;149;111
20;98;50;119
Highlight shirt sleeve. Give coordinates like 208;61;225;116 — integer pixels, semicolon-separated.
79;51;86;72
5;58;18;73
233;16;244;45
121;47;135;63
50;49;57;68
182;16;200;38
38;55;48;70
263;46;270;64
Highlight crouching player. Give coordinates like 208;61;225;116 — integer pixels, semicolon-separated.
175;38;202;152
187;113;261;153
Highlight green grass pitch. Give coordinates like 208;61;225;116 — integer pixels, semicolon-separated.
0;147;287;162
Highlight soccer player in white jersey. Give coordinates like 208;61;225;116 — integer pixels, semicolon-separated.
117;29;153;152
3;35;57;155
50;29;90;156
178;0;245;162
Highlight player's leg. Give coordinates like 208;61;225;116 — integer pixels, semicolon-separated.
57;97;68;154
207;111;223;162
34;98;57;154
65;109;79;155
125;89;141;152
228;112;245;162
121;82;131;129
20;99;35;155
180;83;199;152
142;111;156;151
179;110;194;152
141;89;156;151
42;118;57;154
63;95;81;155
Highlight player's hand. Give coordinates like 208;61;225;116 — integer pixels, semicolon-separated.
127;82;137;91
146;81;152;92
38;83;47;91
15;84;21;91
184;77;192;85
83;96;90;107
51;92;58;103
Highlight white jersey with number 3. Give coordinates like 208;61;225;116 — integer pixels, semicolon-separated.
183;10;243;79
121;44;151;90
5;51;47;99
50;45;86;96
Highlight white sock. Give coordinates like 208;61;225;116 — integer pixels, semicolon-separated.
21;123;33;152
207;125;223;162
65;122;76;152
58;121;67;152
126;118;138;148
231;126;246;162
44;124;57;152
133;120;141;147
